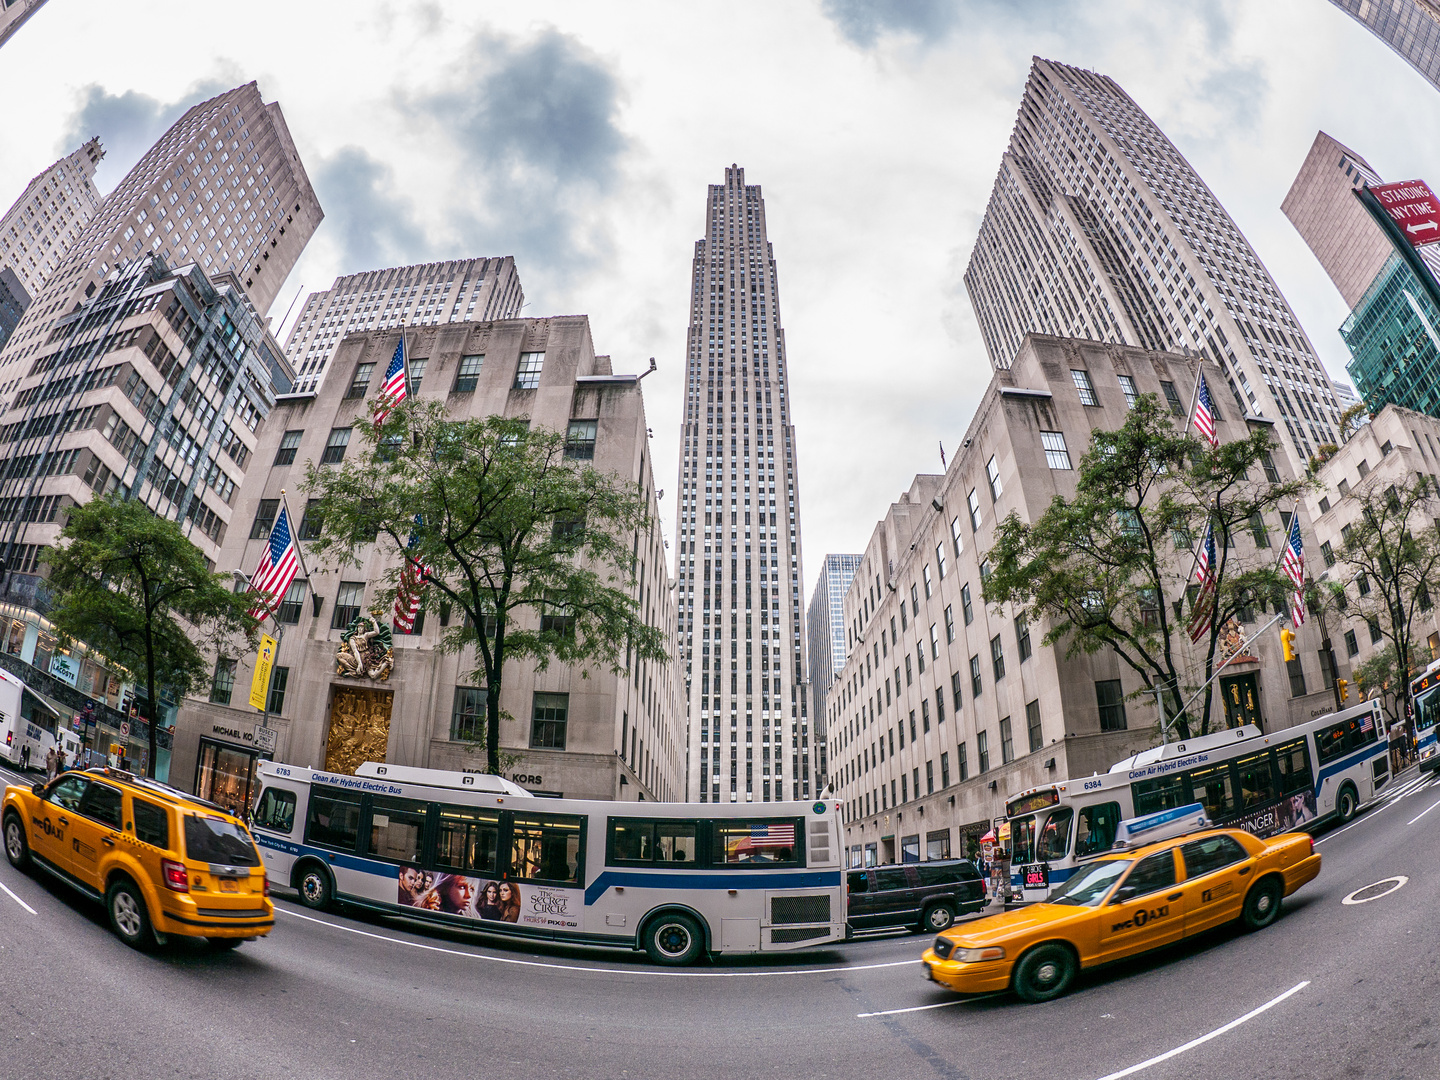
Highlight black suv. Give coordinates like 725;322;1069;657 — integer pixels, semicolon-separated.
846;860;987;933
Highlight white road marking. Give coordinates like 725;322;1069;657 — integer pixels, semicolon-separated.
1091;980;1310;1080
0;880;36;915
1407;797;1440;826
1317;776;1437;844
277;907;917;978
857;993;1004;1018
1341;876;1408;905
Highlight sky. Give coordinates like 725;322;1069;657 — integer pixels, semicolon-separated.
3;0;1439;608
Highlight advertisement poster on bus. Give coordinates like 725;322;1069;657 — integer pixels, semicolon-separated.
1224;790;1317;839
395;867;582;930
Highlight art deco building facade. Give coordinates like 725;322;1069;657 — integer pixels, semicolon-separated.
175;317;683;815
0;138;105;305
965;58;1343;473
1329;0;1440;93
0;82;321;401
807;553;861;789
673;165;810;804
829;334;1332;868
285;257;524;393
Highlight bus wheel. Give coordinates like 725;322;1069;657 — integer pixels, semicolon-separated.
1013;944;1076;1003
1337;784;1359;824
643;912;704;966
1241;876;1283;931
3;813;29;870
296;863;334;911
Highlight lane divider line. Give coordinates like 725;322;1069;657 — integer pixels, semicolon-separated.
0;880;36;915
1407;797;1440;826
276;907;917;978
858;992;1003;1017
1091;980;1309;1080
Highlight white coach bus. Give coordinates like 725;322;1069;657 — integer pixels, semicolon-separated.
1003;698;1389;903
249;760;846;965
0;668;79;771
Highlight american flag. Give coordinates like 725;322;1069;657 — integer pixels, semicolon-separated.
247;507;299;620
748;822;795;848
1188;522;1217;643
1194;372;1218;448
1361;710;1374;733
1283;515;1306;625
373;338;407;427
392;519;429;633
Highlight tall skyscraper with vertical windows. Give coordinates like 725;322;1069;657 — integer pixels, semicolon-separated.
674;165;809;803
0;138;105;303
806;552;861;790
286;257;524;393
1328;0;1440;93
965;57;1342;471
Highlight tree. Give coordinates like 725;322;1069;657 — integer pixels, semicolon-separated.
44;495;258;776
1353;644;1406;735
303;400;669;774
1322;475;1440;738
983;394;1309;739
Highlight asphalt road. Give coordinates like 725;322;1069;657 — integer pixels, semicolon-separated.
3;762;1439;1080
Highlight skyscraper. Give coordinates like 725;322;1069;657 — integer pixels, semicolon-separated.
286;257;524;393
0;82;322;400
0;138;105;302
965;57;1343;470
674;165;809;804
1328;0;1440;93
806;552;861;789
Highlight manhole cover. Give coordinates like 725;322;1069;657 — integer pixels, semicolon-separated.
1342;876;1407;905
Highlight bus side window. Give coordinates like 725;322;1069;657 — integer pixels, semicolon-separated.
1235;752;1278;809
657;821;697;863
1074;802;1120;858
1315;722;1348;765
1274;740;1313;794
254;787;296;834
436;807;500;873
609;819;654;863
511;814;584;883
306;787;363;852
1131;775;1187;816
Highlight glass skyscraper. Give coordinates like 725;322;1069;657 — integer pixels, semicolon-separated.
674;165;809;803
1341;252;1440;415
806;552;861;790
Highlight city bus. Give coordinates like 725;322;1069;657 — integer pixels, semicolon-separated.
248;760;846;965
1002;698;1389;903
0;668;78;772
1411;658;1440;771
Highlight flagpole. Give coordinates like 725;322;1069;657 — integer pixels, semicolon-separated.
1182;360;1204;438
252;488;311;742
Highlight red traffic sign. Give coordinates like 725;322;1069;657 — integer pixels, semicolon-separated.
1372;180;1440;246
119;721;130;737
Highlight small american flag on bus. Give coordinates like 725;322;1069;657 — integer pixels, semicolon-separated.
1361;711;1374;733
750;823;796;848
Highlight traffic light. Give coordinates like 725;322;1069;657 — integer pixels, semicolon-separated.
1337;678;1349;703
1280;628;1296;662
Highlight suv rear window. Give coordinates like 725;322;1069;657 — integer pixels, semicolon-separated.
184;815;260;867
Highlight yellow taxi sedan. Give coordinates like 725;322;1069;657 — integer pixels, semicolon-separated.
922;826;1320;1002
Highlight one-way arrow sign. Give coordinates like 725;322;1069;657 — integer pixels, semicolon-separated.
1374;180;1440;247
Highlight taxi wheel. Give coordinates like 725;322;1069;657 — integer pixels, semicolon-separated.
922;904;955;932
1013;944;1077;1003
295;863;334;910
642;912;704;966
107;879;157;951
3;813;29;870
1241;877;1283;931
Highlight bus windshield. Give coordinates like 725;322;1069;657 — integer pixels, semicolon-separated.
1047;859;1129;906
1417;683;1440;734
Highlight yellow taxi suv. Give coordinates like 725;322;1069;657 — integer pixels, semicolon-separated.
921;804;1320;1003
3;767;273;951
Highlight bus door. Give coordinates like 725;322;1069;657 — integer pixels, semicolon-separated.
1025;807;1073;901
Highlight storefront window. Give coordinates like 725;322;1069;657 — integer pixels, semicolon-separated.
195;739;261;818
5;619;25;656
33;628;55;672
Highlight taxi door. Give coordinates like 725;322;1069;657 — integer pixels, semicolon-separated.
1098;849;1184;964
1176;834;1251;938
31;775;90;873
68;780;126;892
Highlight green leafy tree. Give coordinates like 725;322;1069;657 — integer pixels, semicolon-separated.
1322;475;1440;738
43;495;258;776
303;400;669;774
1353;644;1406;735
983;394;1309;739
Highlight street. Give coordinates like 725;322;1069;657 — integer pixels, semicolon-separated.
1;763;1437;1080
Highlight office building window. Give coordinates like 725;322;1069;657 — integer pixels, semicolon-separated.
266;666;289;715
321;427;351;464
940;751;951;788
451;687;486;741
990;634;1005;680
968;489;982;531
273;429;302;466
514;351;545;389
951;516;964;557
987;455;1003;501
1000;717;1014;764
1345;629;1358;657
977;730;990;772
957;741;968;781
1096;679;1127;731
531;692;569;748
345;362;374;399
277;580;307;625
249;498;278;540
209;658;236;705
970;654;982;697
961;583;973;624
944;605;956;643
408;357;428;393
298;498;323;541
1118;374;1138;409
454;354;484;392
1026;698;1042;753
1071;369;1098;406
1016;614;1032;661
565;420;598;460
332;581;365;629
1160;380;1184;416
1041;431;1071;470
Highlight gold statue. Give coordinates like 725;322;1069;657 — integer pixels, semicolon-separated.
336;607;394;681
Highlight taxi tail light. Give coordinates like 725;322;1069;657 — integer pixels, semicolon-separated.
1307;836;1315;857
261;874;270;898
161;859;190;892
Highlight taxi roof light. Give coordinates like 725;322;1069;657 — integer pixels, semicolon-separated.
1112;803;1211;850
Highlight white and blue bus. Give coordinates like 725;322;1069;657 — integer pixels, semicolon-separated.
0;668;79;772
249;760;846;965
1411;659;1440;771
1003;698;1389;903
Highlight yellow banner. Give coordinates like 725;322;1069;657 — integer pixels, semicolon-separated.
249;634;277;711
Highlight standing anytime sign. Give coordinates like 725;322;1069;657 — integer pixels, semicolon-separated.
1372;180;1440;246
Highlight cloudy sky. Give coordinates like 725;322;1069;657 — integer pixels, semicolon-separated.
3;0;1438;600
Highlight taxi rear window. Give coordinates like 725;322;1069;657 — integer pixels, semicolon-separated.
184;815;260;867
132;799;170;849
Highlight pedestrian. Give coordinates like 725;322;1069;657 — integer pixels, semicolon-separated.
45;746;56;782
19;743;29;770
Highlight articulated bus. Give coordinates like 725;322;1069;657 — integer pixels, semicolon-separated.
0;668;78;772
250;760;846;965
1411;659;1440;771
1003;699;1389;903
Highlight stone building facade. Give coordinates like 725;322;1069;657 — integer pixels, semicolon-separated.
172;316;684;816
828;335;1336;868
0;138;104;306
